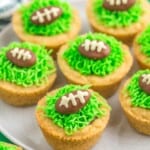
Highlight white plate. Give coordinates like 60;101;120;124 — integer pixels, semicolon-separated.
0;1;150;150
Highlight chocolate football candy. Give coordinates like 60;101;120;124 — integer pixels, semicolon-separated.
7;48;36;67
56;90;91;114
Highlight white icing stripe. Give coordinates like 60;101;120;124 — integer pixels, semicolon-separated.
10;48;32;61
43;8;52;21
106;0;128;5
59;90;89;108
11;48;19;57
142;74;150;85
82;39;107;53
116;0;121;5
32;7;60;23
122;0;128;4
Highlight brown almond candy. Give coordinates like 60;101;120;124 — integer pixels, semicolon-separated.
31;6;62;25
103;0;136;11
78;39;110;59
6;48;36;68
55;90;91;115
139;74;150;95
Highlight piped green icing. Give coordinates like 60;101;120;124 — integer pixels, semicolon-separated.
126;70;150;109
137;25;150;59
0;42;55;87
63;33;124;76
21;0;72;36
43;84;109;135
0;142;17;150
93;0;142;27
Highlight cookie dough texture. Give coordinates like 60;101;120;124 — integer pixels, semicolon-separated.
57;44;133;98
36;89;110;150
119;80;150;135
87;0;150;45
0;73;56;106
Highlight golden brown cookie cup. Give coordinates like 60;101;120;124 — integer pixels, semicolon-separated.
86;0;150;45
12;8;81;55
17;147;22;150
36;89;110;150
133;36;150;69
57;44;133;98
0;73;56;106
119;79;150;135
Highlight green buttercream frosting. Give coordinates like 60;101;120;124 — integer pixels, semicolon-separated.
44;84;109;135
93;0;142;27
126;70;150;109
0;42;55;87
63;33;124;76
137;25;150;58
21;0;72;36
0;142;17;150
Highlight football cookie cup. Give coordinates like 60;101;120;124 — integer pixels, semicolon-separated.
36;89;110;150
86;0;150;45
0;42;57;106
12;9;81;53
0;73;56;106
57;44;133;98
0;142;22;150
133;36;150;69
119;79;150;135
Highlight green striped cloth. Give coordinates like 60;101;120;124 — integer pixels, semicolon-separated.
0;133;12;143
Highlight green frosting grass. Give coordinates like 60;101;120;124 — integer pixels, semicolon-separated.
137;25;150;59
63;33;124;76
0;42;55;87
0;142;17;150
93;0;142;27
43;84;109;135
126;70;150;109
21;0;72;36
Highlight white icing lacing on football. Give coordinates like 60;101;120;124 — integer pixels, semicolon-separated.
106;0;128;5
59;90;89;108
32;7;60;23
82;39;107;53
142;74;150;85
10;48;32;61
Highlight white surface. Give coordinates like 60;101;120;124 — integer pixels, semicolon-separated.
0;1;150;150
